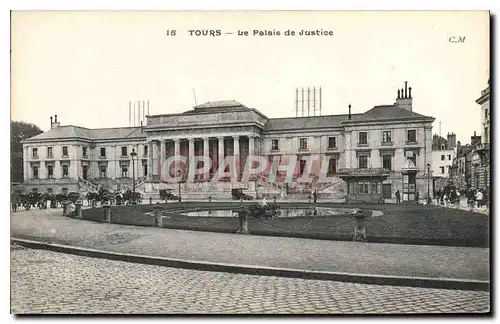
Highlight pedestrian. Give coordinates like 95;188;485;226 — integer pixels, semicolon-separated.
450;190;457;208
237;205;248;234
467;188;475;211
395;190;401;204
313;190;317;203
476;189;484;208
415;191;419;203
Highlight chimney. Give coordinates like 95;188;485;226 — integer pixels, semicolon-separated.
50;116;53;129
471;131;481;147
348;104;352;120
395;81;413;111
447;132;457;149
52;114;61;129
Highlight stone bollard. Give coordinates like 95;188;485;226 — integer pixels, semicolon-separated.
237;207;249;234
353;209;370;242
153;206;163;228
74;200;83;219
62;201;70;217
102;203;111;223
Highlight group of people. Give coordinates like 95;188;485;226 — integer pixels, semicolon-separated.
435;186;488;211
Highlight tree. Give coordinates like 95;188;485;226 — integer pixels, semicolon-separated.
11;121;43;183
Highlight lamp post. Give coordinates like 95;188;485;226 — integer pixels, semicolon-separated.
130;148;137;204
177;169;182;203
426;163;432;206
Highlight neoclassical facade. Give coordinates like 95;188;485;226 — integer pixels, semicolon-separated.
22;82;435;200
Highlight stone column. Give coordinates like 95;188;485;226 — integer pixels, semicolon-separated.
160;140;166;168
23;147;29;181
152;141;158;178
218;137;225;176
203;138;210;179
188;138;195;180
233;136;240;180
248;136;255;176
174;139;181;174
148;141;154;180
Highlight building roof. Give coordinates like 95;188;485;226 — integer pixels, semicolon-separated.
179;100;251;115
193;100;248;109
349;105;432;122
23;125;146;143
264;105;433;131
24;101;435;142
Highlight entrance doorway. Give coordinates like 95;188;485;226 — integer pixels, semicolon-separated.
82;166;88;180
382;184;392;199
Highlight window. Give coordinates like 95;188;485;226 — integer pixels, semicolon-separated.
121;165;128;178
440;166;445;174
328;137;337;149
299;138;308;150
122;146;128;156
47;165;53;179
485;108;488;119
100;165;107;178
32;148;38;158
144;164;148;176
382;131;392;143
62;188;68;195
62;146;68;157
47;188;53;194
485;127;489;143
409;154;417;167
47;147;53;157
32;166;39;179
407;130;417;143
441;144;445;150
328;158;337;175
62;165;69;178
82;147;87;157
271;139;279;151
358;155;368;169
299;159;306;174
382;155;392;171
100;147;106;157
441;155;445;161
359;132;368;145
448;155;451;160
144;145;148;156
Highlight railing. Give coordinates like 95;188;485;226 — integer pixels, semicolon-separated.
78;176;99;193
135;176;147;188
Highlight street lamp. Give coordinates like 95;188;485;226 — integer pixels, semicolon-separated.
177;169;182;203
130;148;137;204
426;163;432;206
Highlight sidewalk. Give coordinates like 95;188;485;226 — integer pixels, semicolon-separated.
10;208;489;286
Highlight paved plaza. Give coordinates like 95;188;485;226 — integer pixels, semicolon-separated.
10;247;490;314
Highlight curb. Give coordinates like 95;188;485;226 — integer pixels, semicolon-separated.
11;237;489;292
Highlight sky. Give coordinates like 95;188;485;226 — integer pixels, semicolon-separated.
11;11;489;144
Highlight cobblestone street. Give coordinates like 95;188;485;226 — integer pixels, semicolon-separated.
10;247;490;314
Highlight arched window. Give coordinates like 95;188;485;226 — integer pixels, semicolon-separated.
441;144;445;150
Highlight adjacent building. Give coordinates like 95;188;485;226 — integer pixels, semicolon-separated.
22;82;435;200
431;133;457;191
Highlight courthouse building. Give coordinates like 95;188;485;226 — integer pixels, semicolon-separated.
22;82;435;200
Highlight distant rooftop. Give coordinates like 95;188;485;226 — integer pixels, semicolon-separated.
23;125;145;143
193;100;248;109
